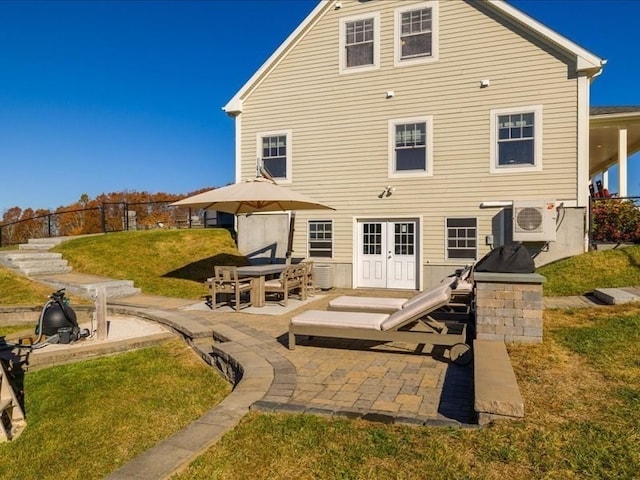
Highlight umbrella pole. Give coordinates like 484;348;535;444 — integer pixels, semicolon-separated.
286;212;296;265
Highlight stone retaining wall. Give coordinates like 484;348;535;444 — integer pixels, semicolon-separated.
474;272;546;344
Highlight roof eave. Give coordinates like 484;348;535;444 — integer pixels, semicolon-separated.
488;0;605;75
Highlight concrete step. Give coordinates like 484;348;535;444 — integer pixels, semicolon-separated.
33;277;141;299
21;265;73;276
26;237;68;245
0;251;71;276
19;235;100;250
0;251;64;264
19;243;55;251
3;258;68;270
593;287;640;305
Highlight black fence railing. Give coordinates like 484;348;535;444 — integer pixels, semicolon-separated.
589;195;640;246
0;201;233;247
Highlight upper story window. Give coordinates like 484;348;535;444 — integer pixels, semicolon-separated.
257;130;292;183
388;116;433;178
490;106;543;174
339;12;380;74
394;2;439;66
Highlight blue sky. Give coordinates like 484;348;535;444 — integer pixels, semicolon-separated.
1;0;638;212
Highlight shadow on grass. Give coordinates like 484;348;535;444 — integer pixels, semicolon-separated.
162;253;250;283
621;246;640;270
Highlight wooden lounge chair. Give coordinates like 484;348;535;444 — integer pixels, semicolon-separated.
289;282;472;364
326;276;457;314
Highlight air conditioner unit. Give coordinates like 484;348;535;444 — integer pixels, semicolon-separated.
512;200;557;242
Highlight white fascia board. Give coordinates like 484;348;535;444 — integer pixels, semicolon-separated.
591;112;640;126
488;0;604;74
222;0;331;115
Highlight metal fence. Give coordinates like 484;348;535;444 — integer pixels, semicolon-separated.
0;201;233;247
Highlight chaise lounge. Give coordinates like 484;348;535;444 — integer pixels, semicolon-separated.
327;265;473;314
288;279;472;364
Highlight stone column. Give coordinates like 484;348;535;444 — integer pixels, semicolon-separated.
474;272;546;344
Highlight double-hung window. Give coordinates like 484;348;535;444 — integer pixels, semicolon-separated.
389;117;433;177
490;106;542;173
258;130;292;182
394;2;439;66
339;13;380;74
446;218;477;260
308;220;332;258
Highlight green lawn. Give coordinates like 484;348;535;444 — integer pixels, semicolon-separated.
53;229;248;299
538;245;640;296
0;340;231;480
0;266;64;305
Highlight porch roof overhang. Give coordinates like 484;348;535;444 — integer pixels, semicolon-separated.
590;106;640;176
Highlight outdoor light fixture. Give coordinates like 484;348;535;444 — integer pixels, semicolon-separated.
379;185;395;198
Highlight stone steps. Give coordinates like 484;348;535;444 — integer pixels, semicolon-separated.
0;251;72;275
1;234;140;299
593;287;640;305
19;237;70;250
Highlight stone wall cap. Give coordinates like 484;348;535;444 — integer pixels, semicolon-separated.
474;272;546;284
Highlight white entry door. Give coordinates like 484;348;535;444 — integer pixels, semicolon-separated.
357;220;417;289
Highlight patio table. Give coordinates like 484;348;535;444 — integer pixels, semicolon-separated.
237;264;288;307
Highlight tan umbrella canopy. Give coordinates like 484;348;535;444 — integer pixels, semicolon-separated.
171;177;334;215
171;177;334;260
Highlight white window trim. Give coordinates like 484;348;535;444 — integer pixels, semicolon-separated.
444;216;478;262
490;105;543;174
388;116;433;178
394;1;439;67
307;219;333;259
339;12;380;75
256;129;292;184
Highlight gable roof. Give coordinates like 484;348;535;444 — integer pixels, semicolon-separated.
223;0;605;115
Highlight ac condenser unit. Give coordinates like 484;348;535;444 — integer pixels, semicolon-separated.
512;200;557;242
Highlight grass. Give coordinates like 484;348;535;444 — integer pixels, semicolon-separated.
0;266;63;305
174;304;640;480
53;229;248;299
537;244;640;296
0;340;231;480
0;324;32;337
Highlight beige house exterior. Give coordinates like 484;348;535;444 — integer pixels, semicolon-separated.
224;0;607;290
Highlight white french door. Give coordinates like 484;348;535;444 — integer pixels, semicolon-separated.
357;220;417;289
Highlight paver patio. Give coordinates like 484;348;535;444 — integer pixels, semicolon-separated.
185;289;475;424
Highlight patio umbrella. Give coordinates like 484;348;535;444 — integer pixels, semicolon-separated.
171;176;334;260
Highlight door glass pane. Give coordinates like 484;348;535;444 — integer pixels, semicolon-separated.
363;223;382;255
394;222;414;255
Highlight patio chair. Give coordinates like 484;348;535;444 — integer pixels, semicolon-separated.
207;265;253;312
264;264;305;306
301;260;316;297
288;281;471;364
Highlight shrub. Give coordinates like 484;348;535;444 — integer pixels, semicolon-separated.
591;199;640;243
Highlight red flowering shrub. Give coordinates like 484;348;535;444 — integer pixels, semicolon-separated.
591;199;640;243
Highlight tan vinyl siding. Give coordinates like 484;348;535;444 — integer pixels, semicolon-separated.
238;0;579;265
